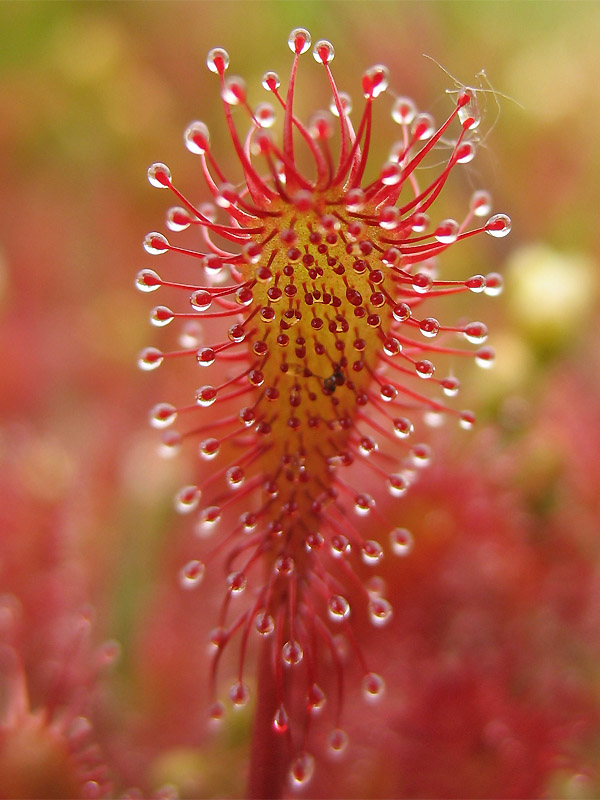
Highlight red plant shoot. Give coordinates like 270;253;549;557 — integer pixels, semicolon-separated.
137;27;510;793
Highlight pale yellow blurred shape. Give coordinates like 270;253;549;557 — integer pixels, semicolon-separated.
149;740;247;797
478;330;534;394
506;244;597;342
546;770;598;800
48;14;125;85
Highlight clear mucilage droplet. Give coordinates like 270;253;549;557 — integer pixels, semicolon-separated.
135;268;161;292
184;121;210;154
150;402;177;429
391;96;416;125
227;571;247;594
434;218;459;244
166;206;191;232
222;76;247;106
138;347;163;371
361;540;383;564
362;672;385;701
282;640;303;665
463;321;488;344
369;597;393;626
175;485;201;514
254;102;276;128
143;232;169;255
228;680;250;707
290;752;315;787
486;213;512;238
206;47;230;74
261;70;281;92
147;162;171;188
471;189;492;217
196;385;217;407
328;595;351;622
272;704;289;733
150;305;174;327
390;527;414;556
458;88;481;130
179;560;206;589
328;728;349;754
288;27;311;55
313;39;334;64
255;610;275;636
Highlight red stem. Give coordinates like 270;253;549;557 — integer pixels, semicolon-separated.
247;641;289;799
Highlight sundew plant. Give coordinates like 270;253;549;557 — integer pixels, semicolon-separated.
137;27;510;795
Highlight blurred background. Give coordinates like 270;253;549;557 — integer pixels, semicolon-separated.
1;1;599;798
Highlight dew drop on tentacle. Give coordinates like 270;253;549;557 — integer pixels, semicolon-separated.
328;728;349;755
229;680;250;708
328;595;351;622
307;683;326;714
410;443;432;468
255;610;275;636
362;672;386;702
390;527;414;556
206;47;230;74
412;112;435;140
147;162;171;188
195;385;217;407
184;121;211;154
135;269;161;292
476;346;496;368
369;597;393;626
486;213;512;238
463;321;488;344
138;347;163;371
458;87;481;130
208;701;225;723
459;410;476;430
388;473;408;497
313;39;335;64
199;437;220;459
466;274;486;293
484;273;503;296
175;485;201;513
190;290;212;312
158;430;181;459
361;540;383;564
143;232;169;255
166;206;192;232
197;347;215;367
227;571;247;595
150;306;174;327
441;377;460;397
288;27;311;55
261;70;281;92
289;752;315;788
419;317;440;338
282;640;304;666
434;219;459;244
273;704;289;733
391;96;416;125
179;560;206;589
